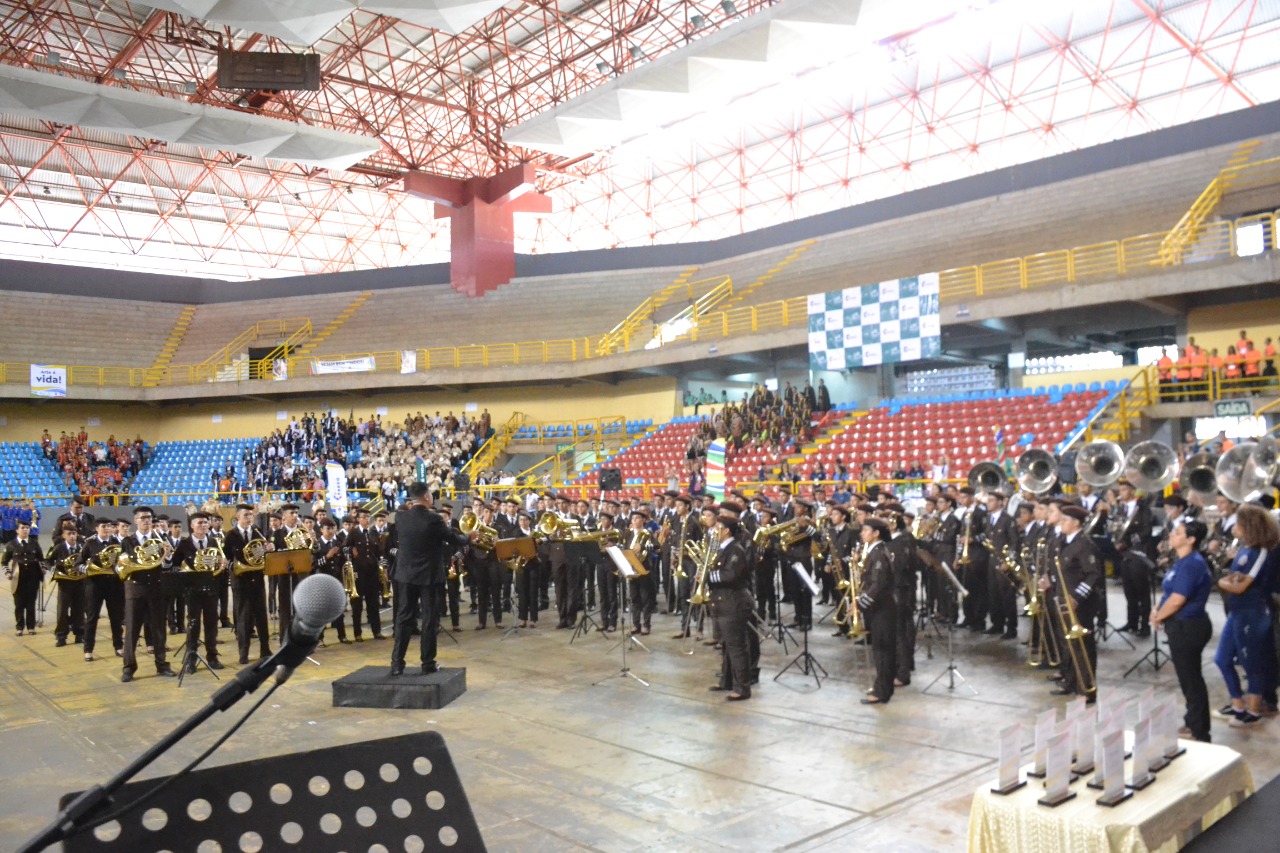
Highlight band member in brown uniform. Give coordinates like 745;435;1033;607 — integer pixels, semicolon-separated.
783;499;817;631
881;502;918;686
171;511;224;672
670;494;703;638
81;517;124;661
513;511;542;628
825;505;857;637
49;523;86;646
119;506;175;682
1045;505;1102;701
858;517;898;704
312;516;351;644
390;482;472;676
223;503;271;664
272;503;307;640
707;503;755;701
5;519;45;635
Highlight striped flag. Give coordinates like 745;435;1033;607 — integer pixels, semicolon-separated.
706;440;726;502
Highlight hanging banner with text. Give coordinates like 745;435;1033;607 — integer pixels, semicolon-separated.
401;350;417;374
30;364;67;398
326;461;350;519
310;356;375;376
807;273;941;370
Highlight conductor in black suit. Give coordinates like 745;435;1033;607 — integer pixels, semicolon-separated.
390;482;472;676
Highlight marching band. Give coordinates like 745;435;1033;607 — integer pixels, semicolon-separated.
4;431;1278;720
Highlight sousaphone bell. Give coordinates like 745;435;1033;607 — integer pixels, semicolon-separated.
967;461;1006;494
1075;440;1125;488
1123;441;1179;493
1014;448;1058;495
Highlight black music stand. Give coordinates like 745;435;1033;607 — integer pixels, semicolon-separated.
265;550;319;667
775;562;826;689
161;572;222;687
495;537;537;640
565;541;601;643
595;546;650;688
54;732;485;853
1124;558;1169;677
767;553;796;652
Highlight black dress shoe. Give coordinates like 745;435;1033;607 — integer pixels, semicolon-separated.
860;697;887;705
708;685;730;692
726;692;750;701
239;654;250;665
208;660;224;670
156;668;177;678
968;623;986;633
373;634;387;640
389;664;405;677
55;639;67;647
1001;631;1018;640
1136;627;1151;638
421;662;439;674
983;626;1003;636
120;671;134;683
1117;623;1135;633
340;638;353;645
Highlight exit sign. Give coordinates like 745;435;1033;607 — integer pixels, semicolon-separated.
1214;399;1253;417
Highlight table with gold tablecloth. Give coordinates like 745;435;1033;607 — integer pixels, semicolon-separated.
968;740;1253;853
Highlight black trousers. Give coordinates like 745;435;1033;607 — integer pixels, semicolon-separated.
473;560;503;626
233;574;270;659
274;573;296;638
351;570;383;636
1055;599;1098;696
894;584;917;682
596;563;618;629
84;575;124;654
55;579;87;642
986;564;1018;633
12;577;40;632
712;589;754;695
755;555;777;620
1166;615;1213;741
630;573;656;630
122;580;169;675
182;590;219;663
393;583;442;668
444;576;462;627
781;555;813;627
960;556;988;627
515;562;541;622
1120;552;1154;631
866;602;898;702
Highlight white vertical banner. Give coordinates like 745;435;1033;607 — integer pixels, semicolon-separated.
401;350;418;374
326;461;349;519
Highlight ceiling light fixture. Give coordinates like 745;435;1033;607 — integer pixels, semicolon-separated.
629;45;645;60
721;1;737;15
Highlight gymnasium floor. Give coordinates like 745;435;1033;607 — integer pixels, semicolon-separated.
2;584;1277;852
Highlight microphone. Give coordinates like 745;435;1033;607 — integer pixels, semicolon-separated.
252;573;348;683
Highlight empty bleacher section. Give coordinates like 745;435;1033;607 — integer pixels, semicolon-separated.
131;438;260;504
0;289;183;369
164;292;368;367
570;419;702;497
0;443;69;505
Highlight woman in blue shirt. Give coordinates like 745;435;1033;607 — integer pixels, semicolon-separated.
1213;504;1279;727
1150;518;1214;742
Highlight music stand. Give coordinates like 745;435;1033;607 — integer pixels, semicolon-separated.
162;572;222;687
494;537;537;640
264;550;319;667
594;546;649;688
923;561;977;696
564;540;600;643
51;732;485;853
767;554;796;652
775;562;826;689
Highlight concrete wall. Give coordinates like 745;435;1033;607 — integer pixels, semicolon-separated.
0;377;681;444
1187;297;1280;356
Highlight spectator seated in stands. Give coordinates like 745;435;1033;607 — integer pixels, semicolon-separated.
51;430;144;505
345;409;488;505
241;411;355;501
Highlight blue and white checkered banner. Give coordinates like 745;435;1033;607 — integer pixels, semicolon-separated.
807;273;941;370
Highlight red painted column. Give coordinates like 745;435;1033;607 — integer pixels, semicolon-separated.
403;164;552;298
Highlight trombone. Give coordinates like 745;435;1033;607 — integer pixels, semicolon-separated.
1051;555;1096;697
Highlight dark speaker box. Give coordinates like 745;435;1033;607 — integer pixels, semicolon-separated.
1057;451;1078;485
598;468;623;491
217;50;321;91
453;473;471;493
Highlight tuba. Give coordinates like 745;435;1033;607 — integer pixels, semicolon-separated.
459;510;497;550
233;538;267;576
86;544;122;578
1216;442;1269;504
967;461;1006;494
1075;440;1125;488
1124;441;1179;493
1179;451;1220;501
1014;449;1058;495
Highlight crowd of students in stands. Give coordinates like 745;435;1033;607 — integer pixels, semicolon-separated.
41;428;144;504
344;409;492;507
1156;329;1279;400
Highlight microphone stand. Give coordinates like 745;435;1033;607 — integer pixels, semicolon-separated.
18;644;310;853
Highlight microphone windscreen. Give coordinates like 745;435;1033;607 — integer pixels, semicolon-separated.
291;574;348;630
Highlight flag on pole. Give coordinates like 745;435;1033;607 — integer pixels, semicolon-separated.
993;427;1006;460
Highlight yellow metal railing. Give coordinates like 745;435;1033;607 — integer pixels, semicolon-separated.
1161;154;1280;265
4;207;1277;390
462;412;526;480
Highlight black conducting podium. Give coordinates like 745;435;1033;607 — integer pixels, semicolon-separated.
59;732;485;852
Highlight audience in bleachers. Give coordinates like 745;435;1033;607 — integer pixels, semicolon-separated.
345;409;491;506
41;429;145;504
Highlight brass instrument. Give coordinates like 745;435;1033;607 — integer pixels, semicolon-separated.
459;510;498;550
534;513;579;541
342;554;359;601
1022;544;1059;667
681;537;706;587
912;514;940;540
49;550;85;582
835;543;868;639
86;544;122;578
1216;442;1261;504
752;516;803;548
233;538;267;576
673;515;692;581
957;510;974;566
283;527;314;551
687;536;715;607
778;518;815;549
1075;440;1125;488
379;564;391;600
118;537;168;581
630;528;654;563
572;528;623;547
967;461;1006;493
1179;451;1220;501
1014;449;1058;495
190;546;226;576
1052;555;1096;696
447;554;466;584
1124;440;1179;493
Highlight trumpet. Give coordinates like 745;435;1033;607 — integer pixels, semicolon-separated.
86;544;122;578
233;538;267;576
460;510;498;550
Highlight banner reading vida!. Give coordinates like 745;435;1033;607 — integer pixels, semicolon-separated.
30;364;67;398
